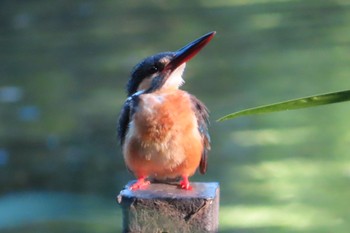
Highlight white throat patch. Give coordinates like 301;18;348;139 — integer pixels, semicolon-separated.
163;63;186;89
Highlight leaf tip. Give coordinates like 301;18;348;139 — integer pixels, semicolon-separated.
216;116;230;122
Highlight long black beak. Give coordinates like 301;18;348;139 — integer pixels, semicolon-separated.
165;31;216;71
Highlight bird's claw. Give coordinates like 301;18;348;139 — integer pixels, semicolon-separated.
129;178;150;190
179;176;192;190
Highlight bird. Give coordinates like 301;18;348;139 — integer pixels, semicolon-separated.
117;31;215;190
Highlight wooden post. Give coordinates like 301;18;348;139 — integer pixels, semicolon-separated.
117;181;219;233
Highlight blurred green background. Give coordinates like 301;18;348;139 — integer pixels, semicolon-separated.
1;0;350;232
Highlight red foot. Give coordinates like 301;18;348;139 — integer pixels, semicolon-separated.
179;176;192;190
129;177;150;190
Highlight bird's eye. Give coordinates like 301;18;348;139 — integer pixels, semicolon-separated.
148;62;164;74
149;65;158;74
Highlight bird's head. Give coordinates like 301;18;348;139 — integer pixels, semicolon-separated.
126;31;216;96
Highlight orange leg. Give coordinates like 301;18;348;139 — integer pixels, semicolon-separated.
179;175;192;190
129;176;150;190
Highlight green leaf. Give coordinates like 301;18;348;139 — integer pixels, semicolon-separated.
217;89;350;122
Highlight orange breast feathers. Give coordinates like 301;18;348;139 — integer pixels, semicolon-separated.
123;89;203;179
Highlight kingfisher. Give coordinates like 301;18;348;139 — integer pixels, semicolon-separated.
118;32;215;190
